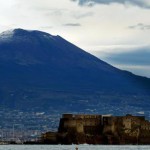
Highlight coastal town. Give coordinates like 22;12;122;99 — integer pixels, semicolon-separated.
1;113;150;145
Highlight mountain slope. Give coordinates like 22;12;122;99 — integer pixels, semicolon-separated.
0;28;149;111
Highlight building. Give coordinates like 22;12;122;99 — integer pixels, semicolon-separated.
41;114;150;144
59;114;102;134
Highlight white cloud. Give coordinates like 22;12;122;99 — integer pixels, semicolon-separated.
128;23;150;30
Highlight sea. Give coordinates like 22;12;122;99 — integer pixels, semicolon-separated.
0;145;150;150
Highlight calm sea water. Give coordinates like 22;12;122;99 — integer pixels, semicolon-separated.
0;145;149;150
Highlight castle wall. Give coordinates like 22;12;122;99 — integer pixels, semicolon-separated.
43;114;150;144
59;114;102;135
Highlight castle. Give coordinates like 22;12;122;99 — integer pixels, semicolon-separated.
41;114;150;144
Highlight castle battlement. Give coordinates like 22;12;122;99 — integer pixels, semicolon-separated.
62;114;101;119
41;114;150;145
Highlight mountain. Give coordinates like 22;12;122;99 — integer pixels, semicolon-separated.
0;28;150;114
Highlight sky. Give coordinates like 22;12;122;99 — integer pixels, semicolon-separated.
0;0;150;77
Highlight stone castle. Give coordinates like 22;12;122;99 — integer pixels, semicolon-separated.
41;114;150;144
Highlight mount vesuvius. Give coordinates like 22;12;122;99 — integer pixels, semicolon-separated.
0;28;149;114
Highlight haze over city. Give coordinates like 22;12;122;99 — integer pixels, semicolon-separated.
0;0;150;77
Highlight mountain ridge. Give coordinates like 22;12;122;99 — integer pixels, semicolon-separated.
0;28;117;71
0;28;149;112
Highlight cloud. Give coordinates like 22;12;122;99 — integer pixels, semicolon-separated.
63;23;81;26
40;26;53;29
103;47;150;66
72;12;94;19
71;0;150;8
44;9;68;17
92;46;150;77
128;23;150;30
